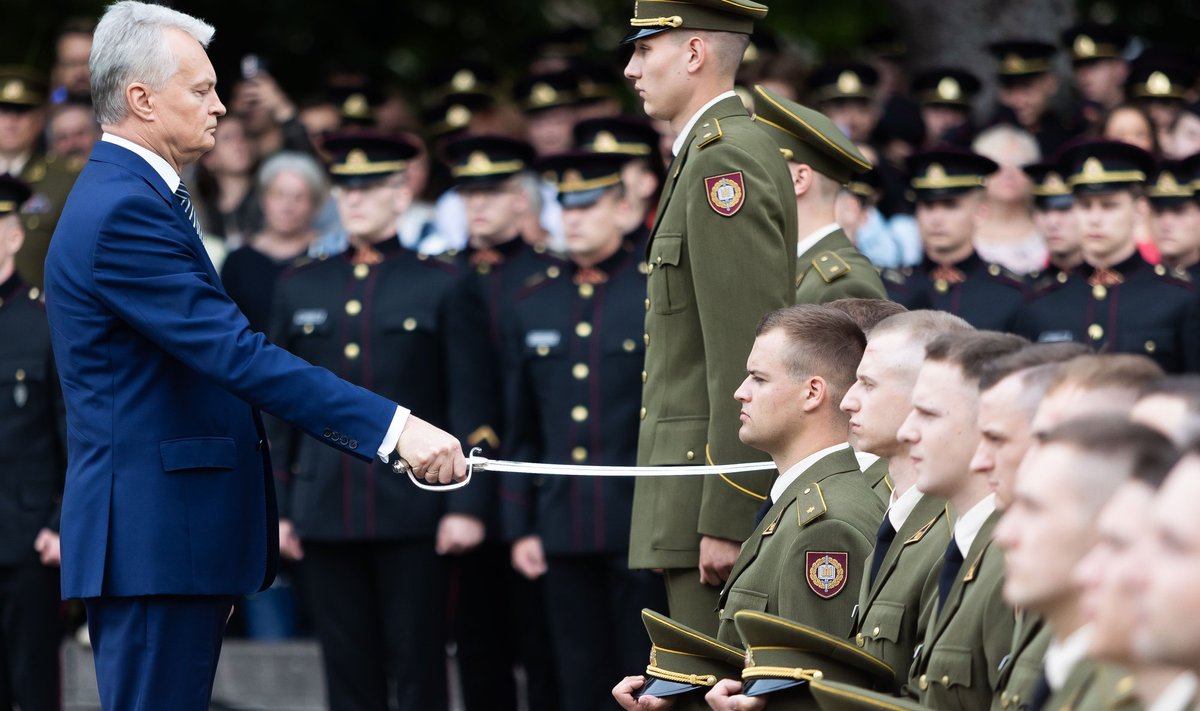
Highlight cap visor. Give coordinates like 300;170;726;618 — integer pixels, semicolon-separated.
1072;181;1140;196
331;173;395;189
558;187;610;209
622;27;669;44
454;174;518;189
742;678;810;697
914;186;978;202
637;678;702;698
1035;195;1074;211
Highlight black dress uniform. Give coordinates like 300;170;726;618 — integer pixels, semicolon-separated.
268;134;455;711
986;41;1077;156
883;149;1028;331
440;136;564;711
0;175;65;711
1013;140;1200;373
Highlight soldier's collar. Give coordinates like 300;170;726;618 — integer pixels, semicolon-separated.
922;249;981;273
572;245;629;279
770;442;853;503
1086;249;1145;277
672;90;738;157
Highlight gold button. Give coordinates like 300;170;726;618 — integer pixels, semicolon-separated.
656;255;663;265
536;345;550;356
15;368;25;381
1156;264;1167;276
686;450;695;461
345;299;362;316
647;263;654;274
1057;271;1068;283
643;333;650;347
579;283;594;298
872;626;880;636
1012;696;1021;705
576;322;592;338
1145;340;1157;353
919;675;929;691
354;263;370;279
829;265;839;273
645;298;650;312
640;407;647;420
641;370;647;383
820;255;829;262
1000;693;1010;709
573;363;589;380
988;264;1000;276
1092;284;1107;300
623;339;636;352
344;342;361;359
571;405;588;422
571;446;587;463
934;279;949;293
941;676;951;687
1088;324;1104;341
855;633;865;647
28;287;39;300
547;266;560;278
403;317;417;331
477;263;492;275
302;324;315;335
803;487;811;494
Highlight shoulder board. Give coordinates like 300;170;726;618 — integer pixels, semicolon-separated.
466;425;500;450
904;514;940;545
697;118;723;149
795;482;829;528
1031;269;1071;294
984;262;1026;286
881;267;912;285
812;251;852;284
1154;263;1193;286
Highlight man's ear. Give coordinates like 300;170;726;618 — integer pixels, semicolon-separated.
685;35;707;75
126;83;155;122
803;376;828;412
792;163;813;199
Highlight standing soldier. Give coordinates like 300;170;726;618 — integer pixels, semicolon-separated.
883;148;1028;331
0;68;80;289
0;175;64;711
268;133;457;711
621;0;798;634
751;85;886;303
500;152;667;711
572;116;664;250
1023;162;1082;280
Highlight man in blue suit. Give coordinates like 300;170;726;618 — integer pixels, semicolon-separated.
42;3;466;709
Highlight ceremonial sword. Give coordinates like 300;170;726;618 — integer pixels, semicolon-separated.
395;448;778;491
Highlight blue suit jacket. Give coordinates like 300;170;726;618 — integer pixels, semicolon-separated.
44;140;396;599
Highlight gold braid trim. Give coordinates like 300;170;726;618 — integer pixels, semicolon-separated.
645;665;718;687
742;666;824;681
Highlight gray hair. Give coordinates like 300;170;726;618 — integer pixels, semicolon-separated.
90;1;215;126
256;151;328;206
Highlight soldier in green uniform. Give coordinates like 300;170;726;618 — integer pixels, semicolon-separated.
898;331;1026;711
0;68;81;289
993;419;1176;711
621;0;799;634
750;86;887;304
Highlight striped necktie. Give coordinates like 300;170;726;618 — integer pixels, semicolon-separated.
174;182;202;239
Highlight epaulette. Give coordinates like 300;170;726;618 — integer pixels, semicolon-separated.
962;543;990;583
1155;263;1193;287
1030;268;1071;294
466;425;500;450
984;262;1026;287
880;267;911;285
794;482;828;528
697;118;723;149
812;251;851;284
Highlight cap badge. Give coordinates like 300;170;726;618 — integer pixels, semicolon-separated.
1003;54;1027;73
806;551;848;598
1044;172;1066;191
1157;172;1181;191
926;163;947;183
532;82;558;106
836;70;862;95
1082;157;1106;180
594;131;620;153
446;104;472;128
451;69;477;92
1;80;24;102
1147;71;1172;96
345;149;369;167
1074;35;1097;58
649;648;658;666
342;93;369;118
563;168;584;187
936;77;961;101
465;151;493;173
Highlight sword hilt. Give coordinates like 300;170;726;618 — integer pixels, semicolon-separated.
397;446;479;492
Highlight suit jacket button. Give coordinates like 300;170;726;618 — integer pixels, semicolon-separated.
256;439;264;451
323;429;332;438
941;675;951;687
349;440;357;449
855;633;865;647
340;436;349;445
918;675;928;690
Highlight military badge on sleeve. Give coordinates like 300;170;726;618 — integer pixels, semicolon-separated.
806;551;848;598
704;171;745;216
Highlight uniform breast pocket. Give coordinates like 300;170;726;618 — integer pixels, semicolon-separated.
648;234;688;315
288;310;332;339
861;600;905;645
721;587;768;623
925;645;973;691
381;313;436;341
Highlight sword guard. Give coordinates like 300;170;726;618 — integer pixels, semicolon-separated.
402;447;478;492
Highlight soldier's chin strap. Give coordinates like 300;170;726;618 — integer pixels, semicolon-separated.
398;447;777;492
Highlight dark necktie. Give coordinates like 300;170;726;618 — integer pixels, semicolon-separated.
868;517;898;587
753;496;775;526
937;541;965;609
1026;670;1052;711
174;182;202;239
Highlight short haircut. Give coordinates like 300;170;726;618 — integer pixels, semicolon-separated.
824;298;907;335
1139;375;1200;447
687;30;751;79
924;330;1028;384
91;1;216;126
1039;416;1179;495
978;342;1090;391
257;151;329;208
868;309;973;346
756;305;865;407
1046;354;1165;397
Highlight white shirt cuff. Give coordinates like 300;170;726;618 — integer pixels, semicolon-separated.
377;406;411;463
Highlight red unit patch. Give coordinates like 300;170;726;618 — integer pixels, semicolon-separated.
806;551;848;598
704;171;746;216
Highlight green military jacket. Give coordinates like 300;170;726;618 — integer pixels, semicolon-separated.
631;94;798;570
795;228;886;304
15;151;82;289
1043;658;1102;711
1079;666;1143;711
992;614;1051;711
912;510;1016;711
715;447;883;647
863;457;892;505
853;493;952;692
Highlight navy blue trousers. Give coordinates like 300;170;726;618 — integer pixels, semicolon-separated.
85;595;235;711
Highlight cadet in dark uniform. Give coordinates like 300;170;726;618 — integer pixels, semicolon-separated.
1023;162;1082;279
441;135;563;711
913;67;981;148
1146;160;1200;277
572;116;664;250
1127;58;1194;142
882;148;1028;331
622;0;798;635
808;63;881;145
0;69;81;289
500;152;667;711
1060;23;1130;127
751;85;886;304
268;134;455;711
1014;140;1200;373
0;175;64;711
986;41;1075;156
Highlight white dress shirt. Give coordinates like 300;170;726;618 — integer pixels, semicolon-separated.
796;223;842;258
952;493;996;557
672;90;738;157
887;481;925;531
1044;624;1093;691
101;133;408;461
1149;672;1199;711
770;442;851;503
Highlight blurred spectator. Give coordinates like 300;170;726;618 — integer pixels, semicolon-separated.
228;70;316;159
1099;102;1161;154
972;125;1047;274
194;115;263;248
809;62;880;143
913;67;980;147
1166;102;1200;159
221;151;327;334
1062;22;1130;127
46;101;99;163
50;18;94;103
988;39;1073;155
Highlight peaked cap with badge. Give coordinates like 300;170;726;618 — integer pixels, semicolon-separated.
809;62;880;104
1127;59;1195;101
1022;161;1074;210
987;40;1057;84
1061;22;1128;65
1147;160;1195;208
442;135;536;188
906;146;999;201
622;0;768;44
322;132;418;188
1057;139;1155;194
637;609;745;698
539;151;628;208
911;68;981;110
0;67;45;111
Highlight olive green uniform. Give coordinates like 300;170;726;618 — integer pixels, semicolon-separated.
715;447;883;647
863;457;892;504
796;228;887;304
1043;658;1102;711
912;511;1016;711
14;152;81;289
992;614;1051;711
853;493;952;692
631;94;798;632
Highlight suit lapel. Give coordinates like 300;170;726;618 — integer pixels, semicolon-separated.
863;495;949;609
926;509;1001;647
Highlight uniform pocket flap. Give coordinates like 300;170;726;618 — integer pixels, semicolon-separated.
160;437;237;472
721;587;768;621
861;600;905;644
648;416;708;465
651;234;683;267
926;645;972;689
